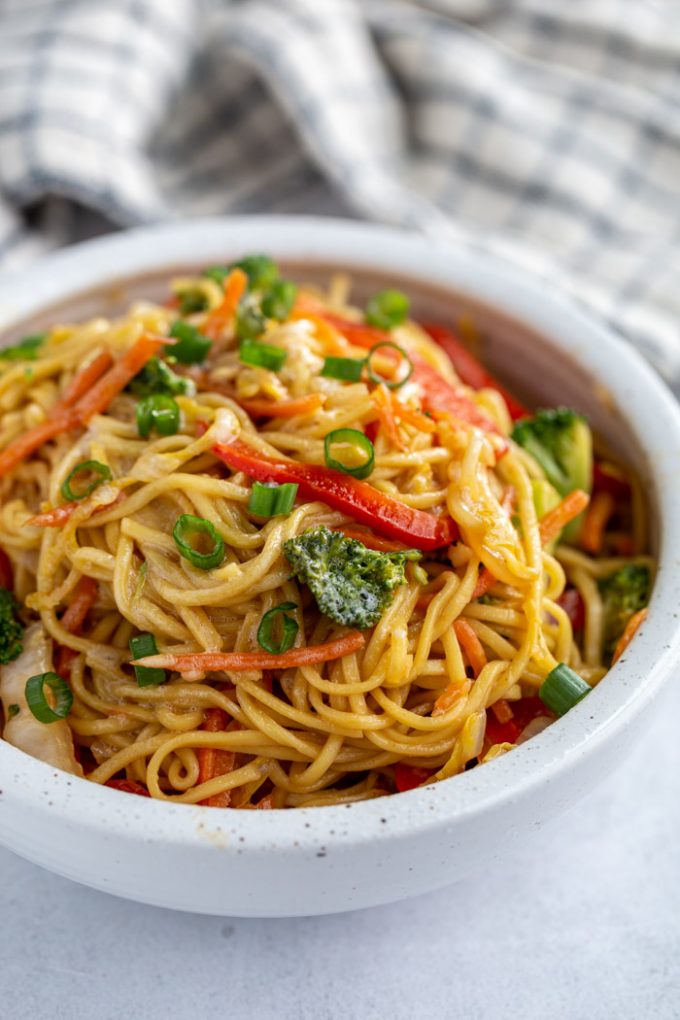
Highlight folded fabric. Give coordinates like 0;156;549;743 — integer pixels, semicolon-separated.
0;0;677;382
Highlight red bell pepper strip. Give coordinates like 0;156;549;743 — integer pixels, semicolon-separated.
105;778;151;797
0;547;13;591
422;322;529;421
556;587;585;633
212;439;457;551
394;763;433;792
593;460;631;500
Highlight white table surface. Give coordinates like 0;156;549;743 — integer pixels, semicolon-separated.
1;682;678;1020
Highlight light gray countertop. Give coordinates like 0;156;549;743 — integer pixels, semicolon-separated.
1;684;678;1020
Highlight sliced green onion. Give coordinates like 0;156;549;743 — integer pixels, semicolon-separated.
321;356;365;382
0;333;47;361
248;481;298;517
61;460;113;501
235;302;266;342
177;288;209;315
257;602;299;654
262;280;298;321
203;265;230;285
324;428;375;480
366;341;413;390
365;289;409;330
136;394;180;438
7;703;19;719
173;514;225;570
539;663;591;717
233;255;279;291
129;633;166;687
25;672;73;723
168;320;212;364
239;338;287;371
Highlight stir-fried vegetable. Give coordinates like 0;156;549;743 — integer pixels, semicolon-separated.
512;408;593;541
128;355;194;397
212;440;458;551
284;526;420;629
599;565;651;661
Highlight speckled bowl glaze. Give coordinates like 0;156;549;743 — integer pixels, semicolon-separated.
1;218;679;917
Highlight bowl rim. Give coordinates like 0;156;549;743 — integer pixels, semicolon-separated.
1;214;679;852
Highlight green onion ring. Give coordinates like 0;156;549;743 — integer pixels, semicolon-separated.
324;428;375;480
25;672;73;723
365;341;413;390
173;514;225;570
257;602;299;654
61;460;113;502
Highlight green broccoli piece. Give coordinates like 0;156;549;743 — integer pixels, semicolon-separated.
0;589;23;665
127;356;195;398
599;565;651;661
512;407;593;542
283;526;420;629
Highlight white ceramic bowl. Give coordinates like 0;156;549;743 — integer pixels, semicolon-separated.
1;217;679;917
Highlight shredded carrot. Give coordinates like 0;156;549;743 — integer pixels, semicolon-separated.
372;383;404;449
580;490;615;554
55;350;114;412
490;698;514;724
132;631;365;673
432;679;471;716
453;618;487;677
55;576;99;677
203;268;248;341
0;408;79;480
612;607;648;664
28;489;125;528
197;707;235;808
238;393;325;419
333;526;408;553
60;576;98;634
75;333;164;425
388;393;437;434
290;309;351;355
539;489;590;545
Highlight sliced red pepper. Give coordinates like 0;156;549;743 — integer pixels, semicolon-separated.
0;547;13;591
511;696;553;732
556;587;585;633
316;311;506;448
485;713;521;746
593;460;631;500
212;439;457;551
394;763;433;792
422;322;529;421
105;778;151;797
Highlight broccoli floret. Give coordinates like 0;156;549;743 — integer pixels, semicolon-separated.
0;589;23;665
127;356;195;398
599;565;650;661
283;526;420;629
512;407;593;542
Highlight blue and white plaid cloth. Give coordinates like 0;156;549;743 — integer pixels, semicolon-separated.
0;0;678;380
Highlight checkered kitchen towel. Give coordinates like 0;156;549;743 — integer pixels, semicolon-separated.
0;0;678;380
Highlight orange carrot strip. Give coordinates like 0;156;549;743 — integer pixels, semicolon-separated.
539;489;590;546
372;383;404;449
28;489;125;528
198;707;235;808
203;268;248;340
453;618;487;677
333;526;408;553
580;490;615;554
432;679;470;716
133;631;365;673
60;576;98;634
612;608;648;664
388;392;436;434
490;698;514;724
55;350;114;412
0;408;80;480
74;333;164;425
238;393;325;419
